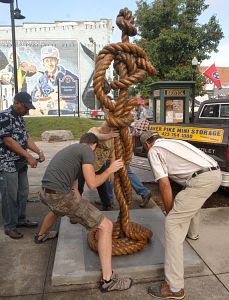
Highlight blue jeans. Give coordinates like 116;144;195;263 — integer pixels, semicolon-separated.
78;164;114;208
96;164;114;207
0;167;29;231
128;166;150;198
77;165;149;203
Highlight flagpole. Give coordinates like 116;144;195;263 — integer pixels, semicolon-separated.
191;57;198;121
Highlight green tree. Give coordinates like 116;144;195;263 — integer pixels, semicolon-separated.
134;0;224;96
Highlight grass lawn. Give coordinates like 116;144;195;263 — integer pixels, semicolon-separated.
25;116;102;141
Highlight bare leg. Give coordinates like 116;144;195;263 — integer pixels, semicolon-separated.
97;217;113;280
38;211;58;235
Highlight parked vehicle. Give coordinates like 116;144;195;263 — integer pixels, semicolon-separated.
133;99;229;189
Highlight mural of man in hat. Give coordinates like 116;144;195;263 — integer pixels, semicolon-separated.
31;45;78;115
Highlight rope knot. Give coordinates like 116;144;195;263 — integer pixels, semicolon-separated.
116;7;137;37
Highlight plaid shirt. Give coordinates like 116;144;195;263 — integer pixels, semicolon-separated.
132;119;149;136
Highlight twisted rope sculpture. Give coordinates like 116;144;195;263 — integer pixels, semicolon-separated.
88;8;156;255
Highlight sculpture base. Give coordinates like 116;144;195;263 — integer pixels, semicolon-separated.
52;208;204;286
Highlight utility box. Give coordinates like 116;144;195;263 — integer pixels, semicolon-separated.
148;81;195;124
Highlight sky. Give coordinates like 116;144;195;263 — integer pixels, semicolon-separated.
0;0;228;67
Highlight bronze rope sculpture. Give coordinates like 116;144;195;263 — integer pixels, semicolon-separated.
87;8;156;255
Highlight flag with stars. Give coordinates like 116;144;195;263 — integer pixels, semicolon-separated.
203;63;222;89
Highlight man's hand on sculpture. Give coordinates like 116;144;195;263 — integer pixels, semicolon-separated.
109;159;123;173
109;130;119;138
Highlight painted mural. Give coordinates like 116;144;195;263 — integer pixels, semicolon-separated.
0;40;79;115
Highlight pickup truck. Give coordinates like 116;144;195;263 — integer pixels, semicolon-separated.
133;98;229;190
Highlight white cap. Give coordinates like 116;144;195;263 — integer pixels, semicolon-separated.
41;46;60;60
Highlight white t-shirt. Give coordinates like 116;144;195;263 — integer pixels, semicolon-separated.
148;139;218;186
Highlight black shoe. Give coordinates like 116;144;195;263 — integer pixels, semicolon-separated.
140;193;152;208
5;228;23;239
17;220;38;228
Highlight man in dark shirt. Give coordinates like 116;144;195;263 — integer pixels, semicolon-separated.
35;132;132;292
0;92;45;239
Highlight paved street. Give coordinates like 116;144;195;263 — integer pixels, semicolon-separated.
0;140;229;299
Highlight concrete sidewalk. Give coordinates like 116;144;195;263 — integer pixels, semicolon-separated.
0;140;229;299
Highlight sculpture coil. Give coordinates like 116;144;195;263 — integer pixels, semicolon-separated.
87;8;156;255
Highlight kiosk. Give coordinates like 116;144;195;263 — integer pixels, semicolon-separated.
148;81;195;124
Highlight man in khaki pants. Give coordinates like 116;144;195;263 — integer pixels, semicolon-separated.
140;131;221;300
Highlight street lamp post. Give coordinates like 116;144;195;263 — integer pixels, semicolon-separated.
0;0;25;94
191;56;198;121
89;37;97;111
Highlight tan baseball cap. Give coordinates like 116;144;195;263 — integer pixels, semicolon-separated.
140;131;160;144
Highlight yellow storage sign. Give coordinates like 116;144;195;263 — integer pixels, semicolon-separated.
149;124;224;144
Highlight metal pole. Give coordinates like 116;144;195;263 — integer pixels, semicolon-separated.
93;41;97;111
57;79;60;117
10;0;18;94
77;80;80;117
192;69;196;121
77;40;81;118
191;57;198;122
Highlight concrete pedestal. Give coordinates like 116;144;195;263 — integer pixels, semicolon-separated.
52;207;204;286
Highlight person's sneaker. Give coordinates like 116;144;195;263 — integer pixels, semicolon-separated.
148;281;185;299
186;234;199;241
17;220;38;228
5;228;23;239
102;203;115;211
34;231;58;244
140;192;152;208
99;272;133;293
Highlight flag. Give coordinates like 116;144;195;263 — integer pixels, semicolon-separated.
17;65;25;92
203;63;222;89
